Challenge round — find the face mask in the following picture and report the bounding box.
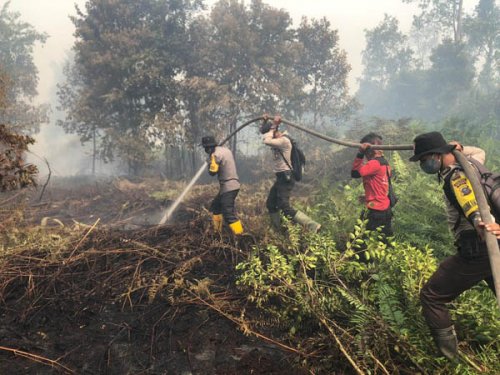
[420,156,441,174]
[204,146,214,155]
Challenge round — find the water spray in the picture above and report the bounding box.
[158,163,207,225]
[158,117,264,224]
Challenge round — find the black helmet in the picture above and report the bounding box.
[200,135,217,147]
[260,121,273,134]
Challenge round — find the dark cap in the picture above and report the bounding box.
[200,135,217,147]
[409,132,456,162]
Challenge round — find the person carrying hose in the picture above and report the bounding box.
[351,132,394,242]
[201,135,243,236]
[260,115,321,233]
[409,131,498,360]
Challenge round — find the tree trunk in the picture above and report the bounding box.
[230,120,237,160]
[454,0,464,43]
[191,145,196,176]
[313,75,318,128]
[164,144,169,177]
[232,130,238,160]
[480,43,494,93]
[164,143,173,178]
[92,125,96,175]
[180,147,186,179]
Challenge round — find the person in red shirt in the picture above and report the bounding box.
[351,133,393,238]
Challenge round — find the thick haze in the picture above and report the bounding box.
[7,0,476,175]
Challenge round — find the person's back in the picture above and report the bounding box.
[210,146,240,194]
[201,135,243,236]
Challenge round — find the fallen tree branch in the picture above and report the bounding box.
[0,345,75,374]
[38,157,52,202]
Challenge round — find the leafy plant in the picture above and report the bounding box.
[236,152,500,374]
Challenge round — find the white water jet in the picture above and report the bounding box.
[158,162,207,225]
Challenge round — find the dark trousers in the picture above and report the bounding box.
[266,172,297,219]
[210,189,239,224]
[420,231,496,329]
[357,208,393,262]
[364,208,394,237]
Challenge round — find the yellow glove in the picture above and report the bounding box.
[209,154,219,174]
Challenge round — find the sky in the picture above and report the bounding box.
[5,0,476,174]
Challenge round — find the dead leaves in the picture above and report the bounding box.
[0,124,38,191]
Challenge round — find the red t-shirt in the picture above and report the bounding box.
[351,157,391,211]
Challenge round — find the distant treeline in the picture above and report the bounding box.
[357,0,499,126]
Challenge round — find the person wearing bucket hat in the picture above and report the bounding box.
[409,132,457,162]
[410,131,497,360]
[201,135,243,236]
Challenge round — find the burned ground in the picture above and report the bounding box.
[0,177,312,375]
[0,146,357,375]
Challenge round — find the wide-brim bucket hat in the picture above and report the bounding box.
[409,131,456,162]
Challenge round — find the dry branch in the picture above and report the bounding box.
[0,345,75,374]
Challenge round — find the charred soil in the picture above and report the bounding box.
[0,177,309,374]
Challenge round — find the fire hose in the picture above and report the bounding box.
[162,116,500,308]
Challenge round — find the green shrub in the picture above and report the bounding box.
[236,151,500,373]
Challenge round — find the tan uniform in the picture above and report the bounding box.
[208,146,240,194]
[263,130,292,173]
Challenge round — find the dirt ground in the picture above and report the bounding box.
[0,177,309,374]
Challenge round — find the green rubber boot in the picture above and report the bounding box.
[293,211,321,233]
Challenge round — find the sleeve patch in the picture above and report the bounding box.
[450,170,478,218]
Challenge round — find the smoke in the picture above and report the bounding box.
[25,59,117,177]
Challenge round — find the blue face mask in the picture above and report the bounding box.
[420,156,441,174]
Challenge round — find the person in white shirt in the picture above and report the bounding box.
[260,115,321,233]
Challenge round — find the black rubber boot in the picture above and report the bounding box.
[432,326,458,360]
[269,212,282,231]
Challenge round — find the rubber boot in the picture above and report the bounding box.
[229,220,244,235]
[432,326,458,360]
[293,211,321,233]
[269,212,282,231]
[212,214,223,233]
